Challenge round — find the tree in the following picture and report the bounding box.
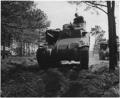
[107,1,117,70]
[90,25,105,55]
[1,1,50,58]
[93,35,106,54]
[68,1,117,70]
[1,1,34,58]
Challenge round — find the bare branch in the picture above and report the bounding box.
[85,2,108,14]
[85,1,107,7]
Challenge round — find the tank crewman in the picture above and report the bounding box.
[63,13,86,30]
[73,13,86,31]
[73,13,84,24]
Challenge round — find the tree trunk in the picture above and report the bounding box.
[34,44,35,53]
[24,43,26,56]
[93,34,97,56]
[2,31,6,59]
[27,43,29,56]
[112,1,117,65]
[31,43,33,54]
[26,43,27,56]
[28,43,30,56]
[19,41,22,56]
[22,41,24,56]
[23,42,25,56]
[7,33,11,47]
[107,1,116,70]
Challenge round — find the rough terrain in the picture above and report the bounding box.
[1,53,119,97]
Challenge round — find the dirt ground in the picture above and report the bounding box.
[1,53,119,97]
[89,52,101,65]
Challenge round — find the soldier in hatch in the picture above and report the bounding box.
[73,13,86,31]
[63,13,86,32]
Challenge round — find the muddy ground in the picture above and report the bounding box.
[1,53,120,97]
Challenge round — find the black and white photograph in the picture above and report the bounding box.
[1,0,120,97]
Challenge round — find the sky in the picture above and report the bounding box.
[35,1,119,51]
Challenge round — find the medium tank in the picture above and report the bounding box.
[99,36,119,60]
[36,16,90,70]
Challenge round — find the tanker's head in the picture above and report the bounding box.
[73,16,84,24]
[73,16,86,30]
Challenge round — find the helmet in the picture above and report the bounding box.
[75,13,79,18]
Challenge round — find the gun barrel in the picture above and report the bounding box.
[47,33,53,37]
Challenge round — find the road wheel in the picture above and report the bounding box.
[36,48,47,70]
[50,49,60,68]
[50,55,60,68]
[79,47,89,70]
[54,59,61,68]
